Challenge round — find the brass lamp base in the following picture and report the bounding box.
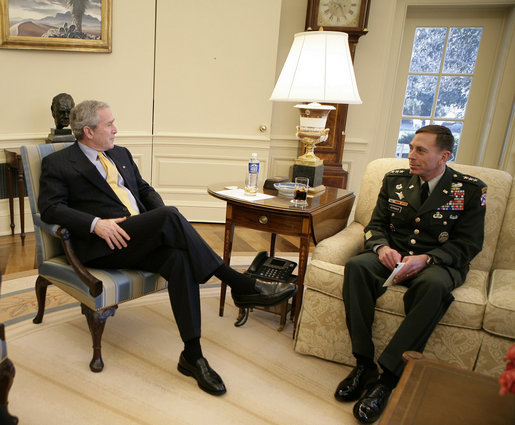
[295,127,328,166]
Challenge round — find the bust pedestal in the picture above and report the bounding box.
[46,128,76,144]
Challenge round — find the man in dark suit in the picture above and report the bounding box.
[38,100,296,396]
[334,125,487,423]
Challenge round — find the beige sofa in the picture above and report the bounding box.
[294,158,514,378]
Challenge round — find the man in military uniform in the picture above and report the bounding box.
[334,125,487,424]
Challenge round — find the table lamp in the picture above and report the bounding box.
[270,30,362,189]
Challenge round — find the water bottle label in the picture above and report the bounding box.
[248,163,259,173]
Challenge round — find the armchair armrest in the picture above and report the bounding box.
[311,221,365,266]
[55,227,103,298]
[33,214,60,236]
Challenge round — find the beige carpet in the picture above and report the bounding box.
[2,260,359,425]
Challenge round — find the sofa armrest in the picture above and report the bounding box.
[304,259,346,297]
[312,221,365,266]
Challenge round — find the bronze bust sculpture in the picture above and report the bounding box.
[51,93,75,129]
[46,93,76,143]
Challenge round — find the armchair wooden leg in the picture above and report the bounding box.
[0,358,17,423]
[81,304,118,373]
[33,276,51,324]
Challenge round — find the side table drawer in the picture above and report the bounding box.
[229,204,306,236]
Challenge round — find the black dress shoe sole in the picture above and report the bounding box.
[177,358,227,396]
[232,287,297,309]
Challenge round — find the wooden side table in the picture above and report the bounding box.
[379,351,515,425]
[208,184,355,334]
[4,148,25,245]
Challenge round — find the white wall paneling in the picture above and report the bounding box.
[152,135,270,222]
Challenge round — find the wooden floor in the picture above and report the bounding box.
[0,222,314,276]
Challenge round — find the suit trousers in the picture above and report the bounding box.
[343,251,455,377]
[85,206,224,342]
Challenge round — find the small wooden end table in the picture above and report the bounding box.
[4,148,25,245]
[208,184,355,334]
[379,351,515,425]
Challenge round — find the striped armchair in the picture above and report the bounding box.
[21,143,167,372]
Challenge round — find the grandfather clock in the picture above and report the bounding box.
[305,0,371,189]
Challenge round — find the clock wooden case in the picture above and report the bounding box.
[305,0,371,189]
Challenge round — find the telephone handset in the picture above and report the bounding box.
[245,251,297,282]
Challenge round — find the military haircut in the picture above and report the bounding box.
[415,125,454,153]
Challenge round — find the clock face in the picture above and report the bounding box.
[317,0,362,28]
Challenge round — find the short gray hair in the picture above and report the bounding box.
[70,100,110,140]
[415,125,454,153]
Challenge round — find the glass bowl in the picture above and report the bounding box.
[274,182,295,198]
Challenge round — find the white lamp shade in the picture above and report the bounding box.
[270,31,362,104]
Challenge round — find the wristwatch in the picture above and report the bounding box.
[426,255,434,265]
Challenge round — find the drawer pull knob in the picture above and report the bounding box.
[259,216,268,225]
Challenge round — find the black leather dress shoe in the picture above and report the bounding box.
[231,280,297,308]
[335,364,379,402]
[353,382,392,424]
[177,353,226,396]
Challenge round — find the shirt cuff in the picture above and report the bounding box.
[90,217,100,233]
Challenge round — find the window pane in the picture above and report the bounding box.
[443,28,482,74]
[434,120,462,161]
[403,75,438,116]
[396,118,431,158]
[435,76,472,119]
[409,27,447,73]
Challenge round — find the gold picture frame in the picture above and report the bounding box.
[0,0,112,52]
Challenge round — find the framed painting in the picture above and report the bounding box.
[0,0,112,52]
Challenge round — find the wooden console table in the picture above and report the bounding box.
[208,184,355,334]
[379,351,515,425]
[4,148,25,245]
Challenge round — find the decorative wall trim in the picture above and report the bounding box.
[154,131,271,142]
[343,138,369,153]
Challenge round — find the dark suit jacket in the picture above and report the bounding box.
[38,142,165,262]
[363,165,487,285]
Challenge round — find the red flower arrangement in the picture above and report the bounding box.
[499,344,515,395]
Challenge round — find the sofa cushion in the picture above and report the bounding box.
[483,269,515,338]
[305,259,488,330]
[376,269,488,329]
[493,178,515,269]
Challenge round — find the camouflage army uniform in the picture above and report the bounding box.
[343,165,487,377]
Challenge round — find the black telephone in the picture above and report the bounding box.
[245,251,297,283]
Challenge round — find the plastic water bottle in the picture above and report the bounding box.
[244,153,259,196]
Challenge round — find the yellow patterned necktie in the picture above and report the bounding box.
[97,152,138,216]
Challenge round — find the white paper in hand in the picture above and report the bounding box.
[383,262,405,287]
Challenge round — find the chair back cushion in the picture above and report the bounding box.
[354,158,512,272]
[21,143,73,265]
